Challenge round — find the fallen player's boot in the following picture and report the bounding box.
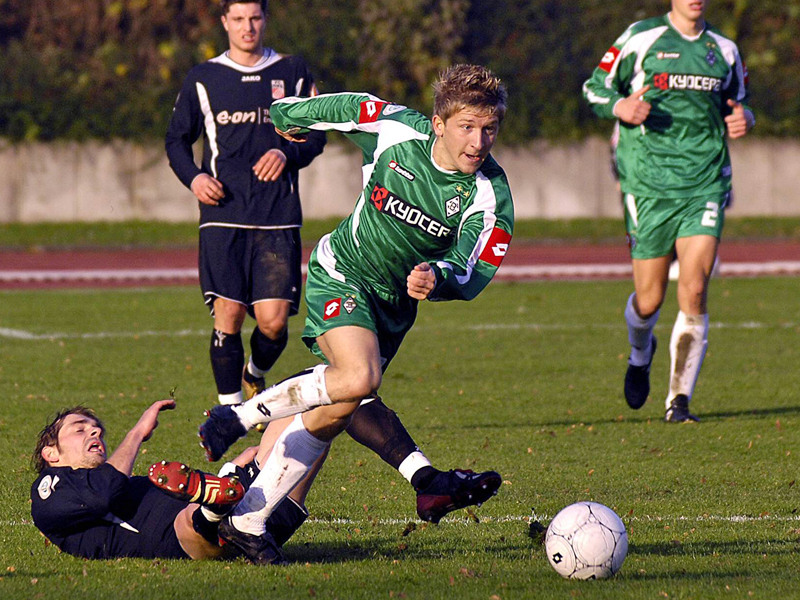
[218,517,286,565]
[416,469,502,524]
[199,404,248,462]
[148,461,244,507]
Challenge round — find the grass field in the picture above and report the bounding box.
[1,276,800,599]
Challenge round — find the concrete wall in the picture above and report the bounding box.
[1,136,798,223]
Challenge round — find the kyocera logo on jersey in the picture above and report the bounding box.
[369,182,452,239]
[388,160,415,181]
[653,73,722,92]
[216,108,270,125]
[598,46,620,73]
[323,298,341,320]
[478,227,512,267]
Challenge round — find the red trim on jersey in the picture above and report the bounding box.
[323,298,341,320]
[598,46,620,73]
[479,228,512,267]
[359,101,387,123]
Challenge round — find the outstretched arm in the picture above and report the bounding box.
[107,399,176,476]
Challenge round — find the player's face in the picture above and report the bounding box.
[222,2,266,57]
[49,414,107,469]
[431,109,500,175]
[671,0,706,23]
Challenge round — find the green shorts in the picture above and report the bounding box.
[623,192,729,259]
[302,245,417,369]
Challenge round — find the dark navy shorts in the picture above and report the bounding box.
[199,227,302,316]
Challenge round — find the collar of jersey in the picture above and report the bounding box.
[211,47,283,72]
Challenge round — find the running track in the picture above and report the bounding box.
[2,240,800,289]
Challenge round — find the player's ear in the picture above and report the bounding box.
[432,114,445,137]
[41,445,59,466]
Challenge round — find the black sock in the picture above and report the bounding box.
[249,327,288,375]
[191,508,220,545]
[209,329,244,394]
[345,397,418,469]
[411,466,441,492]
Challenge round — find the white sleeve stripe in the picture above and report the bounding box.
[196,82,219,178]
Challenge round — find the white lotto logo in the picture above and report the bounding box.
[601,51,616,64]
[325,300,340,316]
[365,102,379,118]
[492,242,509,257]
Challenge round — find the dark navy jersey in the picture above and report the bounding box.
[31,464,188,559]
[165,48,326,228]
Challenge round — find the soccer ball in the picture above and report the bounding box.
[544,501,628,580]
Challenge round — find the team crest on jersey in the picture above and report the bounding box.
[38,475,57,500]
[271,80,285,99]
[705,49,716,66]
[478,227,512,267]
[323,298,341,320]
[445,196,461,218]
[388,160,415,181]
[343,295,357,314]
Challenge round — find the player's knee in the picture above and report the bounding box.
[256,318,287,340]
[343,365,382,400]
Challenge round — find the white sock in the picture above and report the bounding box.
[247,357,266,379]
[219,391,244,405]
[230,414,328,535]
[232,364,332,430]
[666,311,708,408]
[398,451,433,484]
[625,293,660,366]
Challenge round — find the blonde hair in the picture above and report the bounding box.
[433,64,507,123]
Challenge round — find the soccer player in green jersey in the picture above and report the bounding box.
[198,64,514,562]
[583,0,754,422]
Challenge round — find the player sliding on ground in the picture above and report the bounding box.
[199,64,514,564]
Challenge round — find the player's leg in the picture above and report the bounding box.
[244,300,291,399]
[623,194,674,409]
[211,298,248,405]
[664,234,717,423]
[345,398,501,523]
[200,227,250,405]
[244,229,302,399]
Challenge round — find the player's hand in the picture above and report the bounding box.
[190,173,225,206]
[275,127,308,143]
[725,99,751,139]
[407,263,436,300]
[613,86,651,126]
[135,399,176,443]
[253,149,287,182]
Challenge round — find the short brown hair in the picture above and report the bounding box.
[220,0,267,15]
[32,407,104,473]
[433,64,507,123]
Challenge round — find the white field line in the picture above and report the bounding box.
[3,513,800,529]
[4,260,800,284]
[0,319,793,341]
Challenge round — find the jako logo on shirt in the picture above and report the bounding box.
[653,73,722,92]
[369,182,452,239]
[323,298,341,320]
[478,227,512,267]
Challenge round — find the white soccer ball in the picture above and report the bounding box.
[544,501,628,580]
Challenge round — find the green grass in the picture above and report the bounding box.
[2,216,800,250]
[2,277,800,598]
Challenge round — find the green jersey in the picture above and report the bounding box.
[270,93,514,302]
[583,15,751,198]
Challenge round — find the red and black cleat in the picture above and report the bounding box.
[148,461,244,507]
[416,469,502,524]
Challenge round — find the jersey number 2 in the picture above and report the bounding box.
[701,202,720,228]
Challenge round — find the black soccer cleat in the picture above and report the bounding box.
[416,469,502,524]
[218,517,286,565]
[624,336,657,409]
[664,394,700,423]
[199,404,248,462]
